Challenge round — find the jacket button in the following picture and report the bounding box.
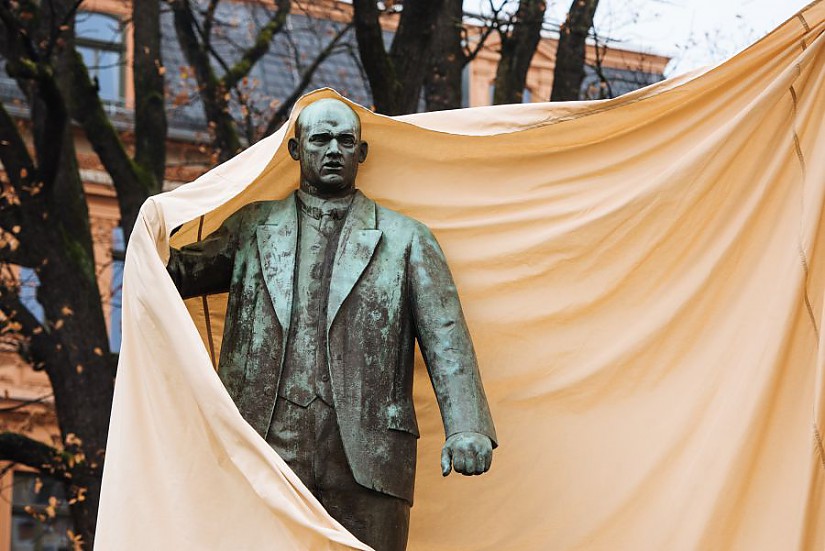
[321,374,330,382]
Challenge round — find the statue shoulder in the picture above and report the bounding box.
[222,197,287,229]
[373,202,434,240]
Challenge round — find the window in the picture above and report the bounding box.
[9,472,71,551]
[76,11,124,103]
[522,87,532,103]
[461,65,470,108]
[18,267,43,322]
[109,227,124,352]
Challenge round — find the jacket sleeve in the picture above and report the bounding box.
[166,208,246,299]
[408,223,498,446]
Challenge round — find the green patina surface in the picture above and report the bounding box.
[167,99,497,549]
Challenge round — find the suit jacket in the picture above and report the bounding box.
[167,190,497,503]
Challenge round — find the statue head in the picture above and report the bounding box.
[288,98,369,198]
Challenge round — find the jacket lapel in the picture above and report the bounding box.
[327,191,382,332]
[256,193,298,337]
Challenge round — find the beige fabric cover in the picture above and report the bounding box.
[96,2,825,549]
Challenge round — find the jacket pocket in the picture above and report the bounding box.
[386,402,420,438]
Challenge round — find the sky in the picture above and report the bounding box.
[543,0,813,76]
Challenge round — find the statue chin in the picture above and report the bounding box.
[311,179,355,197]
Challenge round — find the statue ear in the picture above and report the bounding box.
[288,138,300,160]
[358,141,368,163]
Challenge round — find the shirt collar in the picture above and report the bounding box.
[295,188,355,221]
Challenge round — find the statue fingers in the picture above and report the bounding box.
[441,445,453,477]
[463,454,477,476]
[473,451,487,475]
[476,449,492,474]
[452,452,467,475]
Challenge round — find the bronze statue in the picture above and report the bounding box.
[167,98,497,551]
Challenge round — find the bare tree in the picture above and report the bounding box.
[170,0,290,162]
[551,0,599,101]
[170,0,358,153]
[260,6,355,137]
[0,0,354,546]
[0,0,166,545]
[352,0,444,115]
[492,0,547,105]
[424,0,496,111]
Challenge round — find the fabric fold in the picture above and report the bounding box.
[97,2,825,549]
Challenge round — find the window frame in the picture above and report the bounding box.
[75,10,126,105]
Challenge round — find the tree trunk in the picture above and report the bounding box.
[170,0,241,163]
[0,1,148,547]
[353,0,444,115]
[43,9,115,544]
[171,0,289,162]
[492,0,547,105]
[133,0,167,196]
[424,0,465,111]
[550,0,599,101]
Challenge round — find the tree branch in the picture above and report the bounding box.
[43,0,83,59]
[171,0,241,161]
[187,0,233,77]
[0,224,36,267]
[492,0,547,105]
[0,103,52,268]
[0,56,69,196]
[0,393,53,413]
[261,22,354,137]
[0,101,37,192]
[0,432,66,478]
[171,0,220,95]
[0,392,54,413]
[586,25,613,99]
[201,0,221,50]
[219,0,290,91]
[354,0,444,115]
[65,48,153,239]
[463,9,499,63]
[0,275,66,372]
[352,0,396,112]
[0,2,42,64]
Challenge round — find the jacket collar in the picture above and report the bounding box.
[327,190,382,331]
[255,190,383,335]
[255,193,297,338]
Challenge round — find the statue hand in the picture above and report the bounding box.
[441,432,493,477]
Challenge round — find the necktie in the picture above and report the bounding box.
[320,211,337,236]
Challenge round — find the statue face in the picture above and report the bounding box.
[288,99,368,197]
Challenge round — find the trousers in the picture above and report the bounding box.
[266,397,411,551]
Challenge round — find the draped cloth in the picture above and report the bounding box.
[96,3,825,549]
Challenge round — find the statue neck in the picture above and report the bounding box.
[299,181,356,200]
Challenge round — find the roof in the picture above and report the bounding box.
[0,4,668,140]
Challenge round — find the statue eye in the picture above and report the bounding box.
[310,134,331,144]
[339,136,356,146]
